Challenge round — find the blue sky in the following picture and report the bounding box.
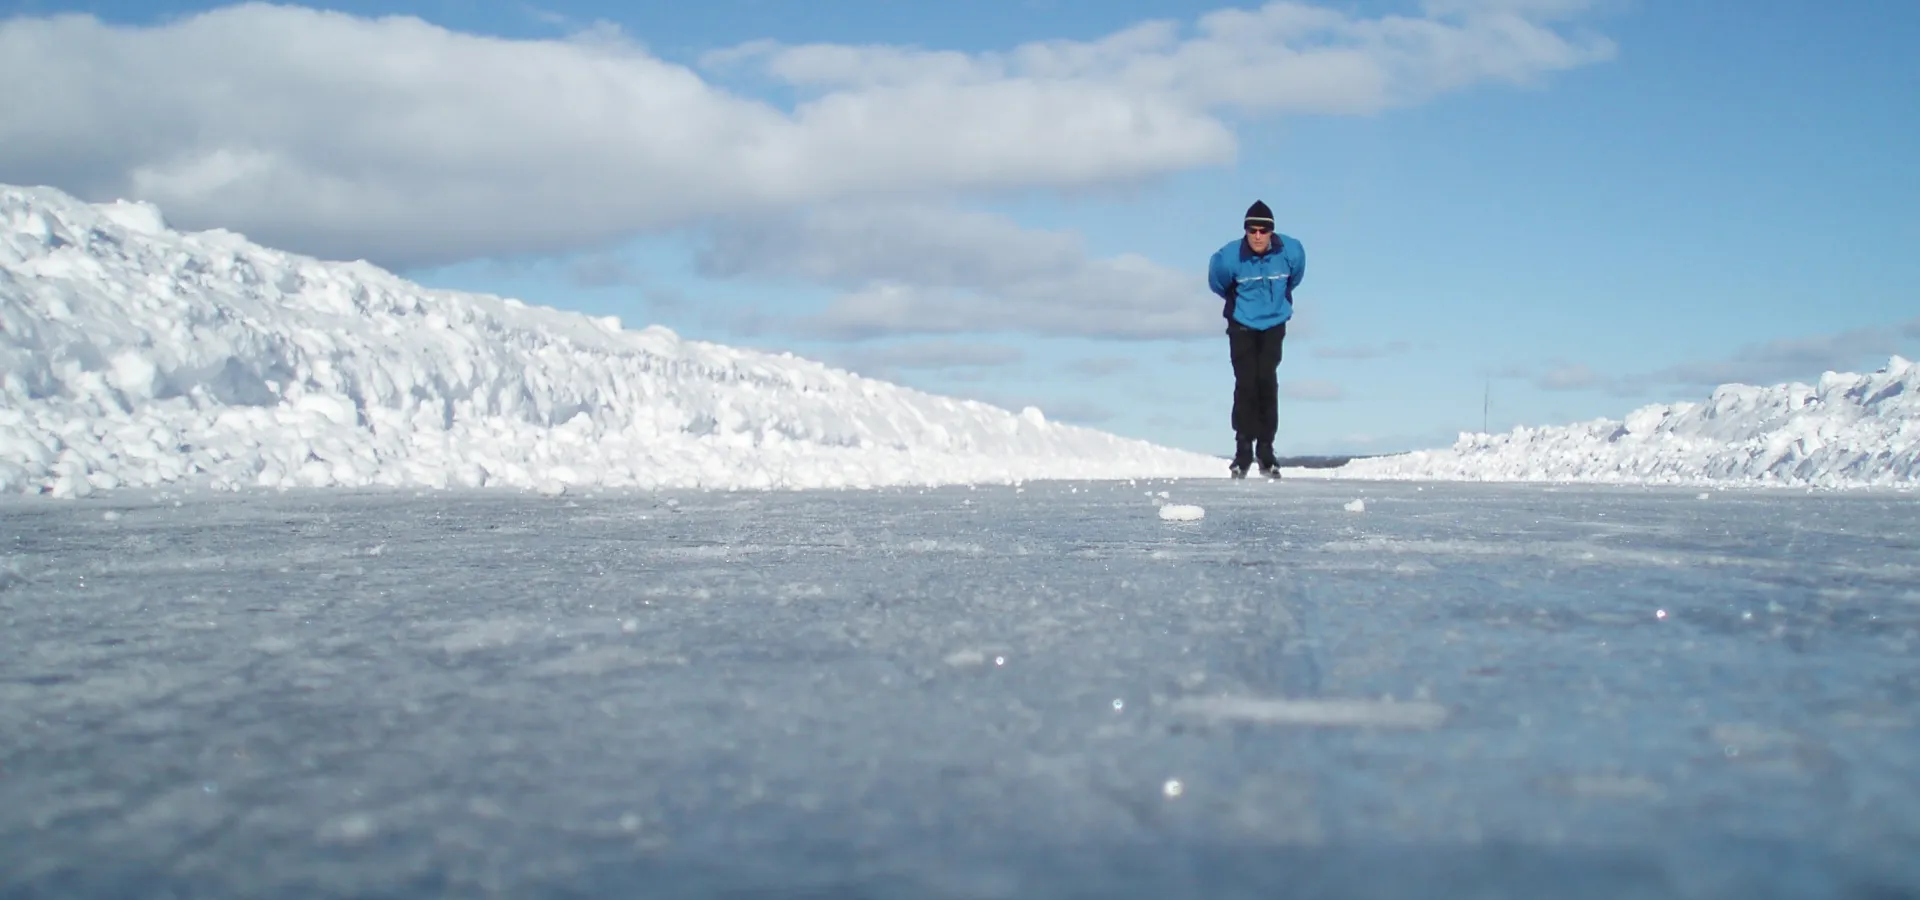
[4,0,1916,457]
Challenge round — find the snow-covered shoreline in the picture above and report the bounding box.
[1338,356,1919,490]
[4,183,1915,498]
[1,185,1221,498]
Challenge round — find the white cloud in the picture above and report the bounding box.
[701,205,1218,340]
[1422,0,1604,21]
[700,205,1077,288]
[1,2,1613,267]
[728,2,1611,115]
[517,4,586,32]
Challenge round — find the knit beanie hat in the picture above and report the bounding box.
[1244,200,1274,229]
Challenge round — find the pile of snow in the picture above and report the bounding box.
[1344,358,1920,489]
[0,185,1220,498]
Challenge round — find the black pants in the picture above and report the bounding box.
[1228,321,1285,461]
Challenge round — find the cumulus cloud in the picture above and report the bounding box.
[1,2,1613,267]
[700,205,1217,340]
[723,1,1611,115]
[0,6,1224,267]
[1422,0,1603,19]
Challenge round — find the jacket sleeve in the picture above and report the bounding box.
[1287,240,1305,293]
[1208,248,1235,299]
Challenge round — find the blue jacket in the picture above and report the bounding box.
[1209,234,1303,331]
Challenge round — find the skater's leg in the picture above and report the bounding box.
[1253,324,1285,470]
[1228,326,1259,470]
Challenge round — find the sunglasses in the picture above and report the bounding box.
[1245,225,1272,235]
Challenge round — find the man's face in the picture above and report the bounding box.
[1245,224,1272,252]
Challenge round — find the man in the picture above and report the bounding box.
[1207,200,1304,479]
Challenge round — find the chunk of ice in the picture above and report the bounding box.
[1159,504,1204,522]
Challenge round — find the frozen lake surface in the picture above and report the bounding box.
[2,479,1917,898]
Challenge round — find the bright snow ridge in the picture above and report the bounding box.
[0,184,1221,498]
[1342,357,1919,489]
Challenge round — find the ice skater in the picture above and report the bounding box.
[1207,200,1304,479]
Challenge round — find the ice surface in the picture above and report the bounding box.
[3,480,1917,897]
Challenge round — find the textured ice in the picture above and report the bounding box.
[3,479,1917,897]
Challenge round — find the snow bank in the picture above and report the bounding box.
[1343,357,1920,489]
[0,184,1220,497]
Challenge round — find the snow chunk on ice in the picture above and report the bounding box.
[943,649,989,668]
[317,813,377,845]
[1159,504,1204,522]
[1345,499,1366,513]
